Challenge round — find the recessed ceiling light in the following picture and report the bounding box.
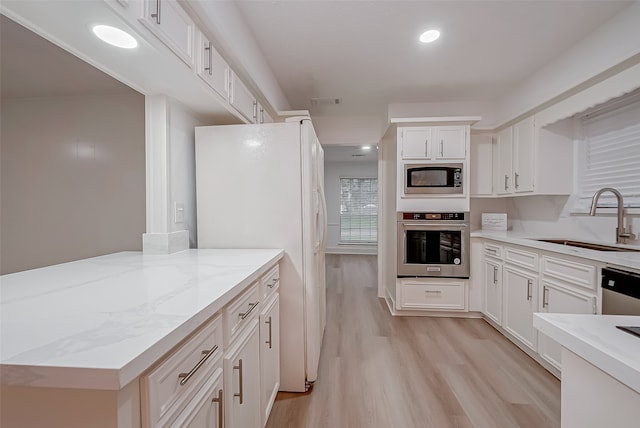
[92,25,138,49]
[362,145,371,151]
[419,29,440,44]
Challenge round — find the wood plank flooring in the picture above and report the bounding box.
[266,254,560,428]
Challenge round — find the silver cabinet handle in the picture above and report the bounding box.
[424,290,442,294]
[233,358,244,404]
[252,100,258,123]
[267,278,279,289]
[178,344,218,386]
[265,316,272,349]
[504,174,509,191]
[440,139,444,157]
[424,139,429,157]
[526,279,533,301]
[204,42,213,75]
[239,302,258,320]
[493,266,498,284]
[542,286,549,308]
[211,388,223,427]
[150,0,161,24]
[515,172,520,189]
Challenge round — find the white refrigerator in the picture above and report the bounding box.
[195,117,327,392]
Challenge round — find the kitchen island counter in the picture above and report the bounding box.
[0,249,284,391]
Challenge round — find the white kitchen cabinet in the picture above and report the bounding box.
[399,126,466,160]
[224,319,261,428]
[512,116,535,193]
[484,258,503,325]
[503,265,538,352]
[229,71,257,123]
[397,278,466,311]
[538,279,596,371]
[196,31,229,100]
[259,295,280,427]
[170,366,224,428]
[495,127,513,195]
[470,134,494,196]
[140,0,195,68]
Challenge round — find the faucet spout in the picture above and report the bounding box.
[589,187,634,244]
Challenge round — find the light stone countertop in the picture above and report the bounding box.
[0,249,284,390]
[534,313,640,393]
[471,230,640,271]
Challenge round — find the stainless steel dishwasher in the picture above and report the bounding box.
[601,267,640,315]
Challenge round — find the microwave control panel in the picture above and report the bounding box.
[401,212,466,221]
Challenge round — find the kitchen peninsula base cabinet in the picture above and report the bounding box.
[0,250,283,428]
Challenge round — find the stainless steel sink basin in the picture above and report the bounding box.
[536,239,640,252]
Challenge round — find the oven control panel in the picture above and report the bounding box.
[401,212,466,221]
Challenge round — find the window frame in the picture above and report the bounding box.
[338,176,378,244]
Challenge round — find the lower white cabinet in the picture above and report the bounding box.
[259,295,280,427]
[483,258,502,325]
[538,279,596,370]
[398,278,466,311]
[224,319,262,428]
[171,366,224,427]
[503,265,538,352]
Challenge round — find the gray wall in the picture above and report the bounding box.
[1,94,146,274]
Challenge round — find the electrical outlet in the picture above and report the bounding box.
[174,202,185,224]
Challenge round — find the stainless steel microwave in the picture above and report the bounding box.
[404,163,463,194]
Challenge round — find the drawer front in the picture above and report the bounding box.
[541,256,597,291]
[399,281,465,310]
[225,282,260,342]
[484,242,502,259]
[261,264,280,301]
[143,315,223,427]
[504,247,538,271]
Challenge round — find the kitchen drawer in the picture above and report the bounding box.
[504,247,538,271]
[261,264,280,301]
[399,280,465,311]
[142,314,223,427]
[484,242,503,259]
[225,281,260,343]
[541,255,597,291]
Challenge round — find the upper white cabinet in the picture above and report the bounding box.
[470,134,494,196]
[474,115,573,197]
[230,71,258,123]
[256,102,274,124]
[140,0,195,68]
[196,31,229,100]
[399,126,467,160]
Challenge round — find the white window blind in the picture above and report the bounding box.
[577,88,640,209]
[340,178,377,243]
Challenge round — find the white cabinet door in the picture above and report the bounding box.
[400,127,432,159]
[495,127,513,195]
[229,71,257,123]
[170,367,224,428]
[513,116,535,193]
[140,0,195,67]
[484,259,502,325]
[470,134,494,196]
[196,32,229,100]
[224,320,261,428]
[259,296,280,427]
[503,266,537,351]
[434,126,466,159]
[538,280,596,370]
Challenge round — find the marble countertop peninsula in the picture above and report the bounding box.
[0,249,284,390]
[534,314,640,393]
[472,230,640,271]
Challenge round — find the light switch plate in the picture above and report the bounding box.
[174,202,185,224]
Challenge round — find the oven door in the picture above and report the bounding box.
[397,222,470,278]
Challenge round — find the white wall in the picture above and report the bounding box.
[313,114,387,146]
[324,159,378,254]
[0,94,146,274]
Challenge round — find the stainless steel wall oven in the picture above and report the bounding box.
[397,212,470,278]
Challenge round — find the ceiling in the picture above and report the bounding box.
[235,0,633,116]
[324,144,379,163]
[0,14,137,98]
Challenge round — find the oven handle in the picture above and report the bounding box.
[401,223,468,229]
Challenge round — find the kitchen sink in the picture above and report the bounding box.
[536,239,640,252]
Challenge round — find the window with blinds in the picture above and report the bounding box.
[340,177,377,243]
[576,88,640,209]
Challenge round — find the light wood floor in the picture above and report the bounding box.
[266,254,560,428]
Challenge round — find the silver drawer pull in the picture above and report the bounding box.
[234,358,244,404]
[424,290,442,294]
[239,302,258,320]
[212,388,223,427]
[268,278,279,289]
[178,344,218,386]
